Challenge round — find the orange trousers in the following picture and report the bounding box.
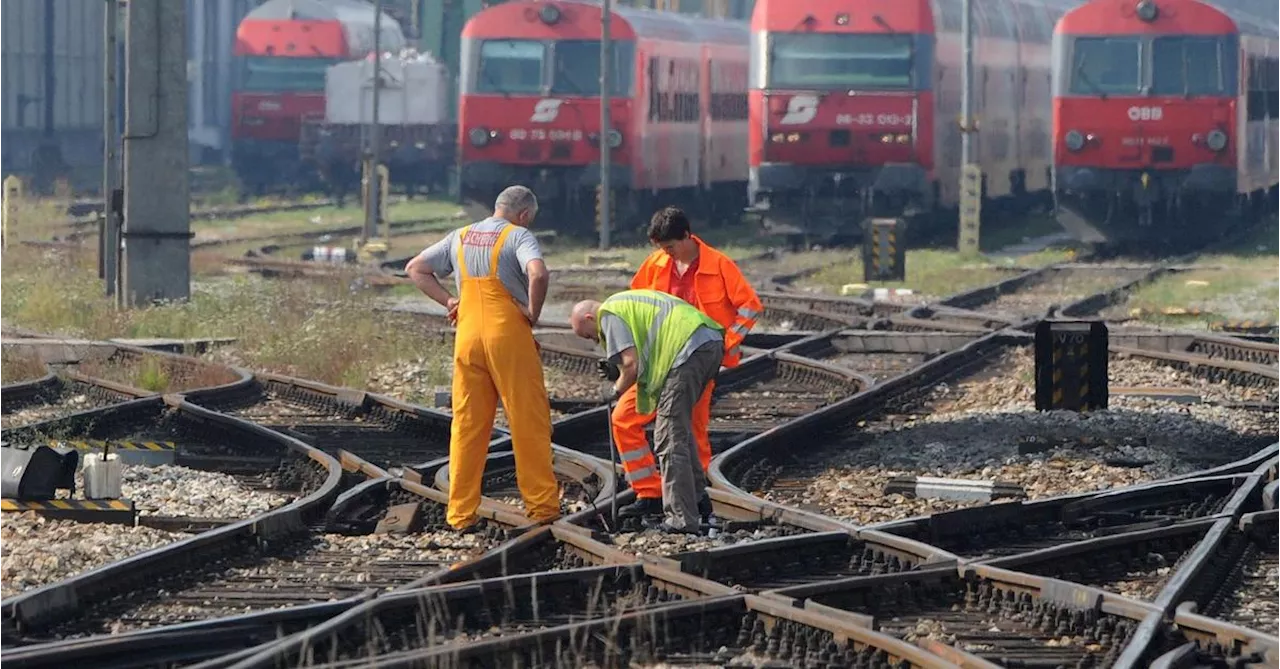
[612,380,714,499]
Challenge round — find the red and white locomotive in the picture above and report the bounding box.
[457,0,750,234]
[747,0,1077,242]
[1052,0,1279,244]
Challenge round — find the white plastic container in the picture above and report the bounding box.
[324,50,449,126]
[82,452,124,499]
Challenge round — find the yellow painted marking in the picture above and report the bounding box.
[49,500,73,509]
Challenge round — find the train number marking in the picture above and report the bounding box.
[835,113,914,126]
[1127,106,1163,122]
[531,99,564,123]
[779,95,819,125]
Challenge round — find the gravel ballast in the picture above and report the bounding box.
[757,347,1277,525]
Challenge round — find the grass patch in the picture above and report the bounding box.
[76,353,241,393]
[1,349,49,384]
[1116,217,1278,325]
[801,246,1081,298]
[1,246,453,389]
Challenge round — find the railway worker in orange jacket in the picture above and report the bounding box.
[604,206,764,521]
[405,185,559,531]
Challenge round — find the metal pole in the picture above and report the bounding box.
[960,0,974,167]
[103,0,119,296]
[364,0,384,245]
[598,0,612,250]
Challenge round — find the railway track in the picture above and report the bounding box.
[771,564,1163,667]
[714,334,1278,528]
[870,470,1266,561]
[777,331,980,382]
[230,582,970,669]
[0,397,342,641]
[187,373,477,474]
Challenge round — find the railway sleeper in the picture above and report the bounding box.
[874,474,1244,561]
[770,564,1163,667]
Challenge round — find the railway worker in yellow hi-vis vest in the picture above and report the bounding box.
[405,185,559,531]
[569,290,725,534]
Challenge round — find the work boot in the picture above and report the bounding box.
[618,497,663,519]
[653,520,701,535]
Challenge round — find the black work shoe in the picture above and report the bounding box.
[697,495,713,522]
[653,520,701,535]
[618,497,663,519]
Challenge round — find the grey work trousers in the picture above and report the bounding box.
[654,341,722,531]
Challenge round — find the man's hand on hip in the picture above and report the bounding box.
[446,298,460,325]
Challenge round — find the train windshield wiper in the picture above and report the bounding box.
[1074,57,1108,100]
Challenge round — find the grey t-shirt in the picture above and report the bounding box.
[413,217,542,306]
[600,314,722,378]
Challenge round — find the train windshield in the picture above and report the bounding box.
[550,41,634,96]
[476,40,547,94]
[1152,37,1232,95]
[239,56,342,92]
[769,34,920,89]
[1069,38,1141,95]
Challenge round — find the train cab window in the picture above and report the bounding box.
[550,40,635,96]
[1151,37,1234,96]
[1069,37,1141,95]
[769,33,921,89]
[476,40,546,94]
[240,57,343,92]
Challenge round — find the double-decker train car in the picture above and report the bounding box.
[457,0,751,234]
[746,0,1078,243]
[231,0,405,195]
[1052,0,1279,244]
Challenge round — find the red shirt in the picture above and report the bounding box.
[669,257,700,306]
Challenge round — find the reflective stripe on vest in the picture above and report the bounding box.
[598,289,724,415]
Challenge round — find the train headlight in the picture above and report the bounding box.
[1064,130,1086,152]
[539,4,561,24]
[468,127,491,147]
[605,129,623,149]
[1135,0,1159,21]
[895,134,910,144]
[1206,129,1227,152]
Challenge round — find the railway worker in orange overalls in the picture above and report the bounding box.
[601,206,764,522]
[404,185,559,531]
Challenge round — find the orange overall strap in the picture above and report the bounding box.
[455,225,473,281]
[488,224,516,276]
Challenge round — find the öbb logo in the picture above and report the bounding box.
[779,95,819,125]
[1127,106,1163,122]
[531,99,564,123]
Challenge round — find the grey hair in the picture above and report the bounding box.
[494,185,538,216]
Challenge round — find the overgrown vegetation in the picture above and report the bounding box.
[0,349,49,385]
[2,246,452,388]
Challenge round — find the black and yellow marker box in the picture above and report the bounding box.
[1,498,136,525]
[1034,320,1109,412]
[862,217,907,282]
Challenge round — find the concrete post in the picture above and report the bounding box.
[121,0,191,305]
[598,0,613,250]
[103,0,120,297]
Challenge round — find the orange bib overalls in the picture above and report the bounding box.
[447,223,559,529]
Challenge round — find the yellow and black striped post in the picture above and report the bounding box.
[862,217,907,282]
[1035,320,1109,412]
[0,498,136,525]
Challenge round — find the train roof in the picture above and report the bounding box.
[245,0,399,28]
[463,0,749,44]
[1057,0,1279,37]
[751,0,1082,34]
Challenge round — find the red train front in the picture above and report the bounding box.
[458,0,750,233]
[231,0,404,196]
[1052,0,1279,244]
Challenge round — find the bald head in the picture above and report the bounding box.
[570,300,601,340]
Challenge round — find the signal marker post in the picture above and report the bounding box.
[598,0,613,250]
[2,176,22,250]
[1034,320,1109,412]
[862,218,906,282]
[958,0,980,254]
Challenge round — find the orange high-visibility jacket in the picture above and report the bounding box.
[630,235,763,368]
